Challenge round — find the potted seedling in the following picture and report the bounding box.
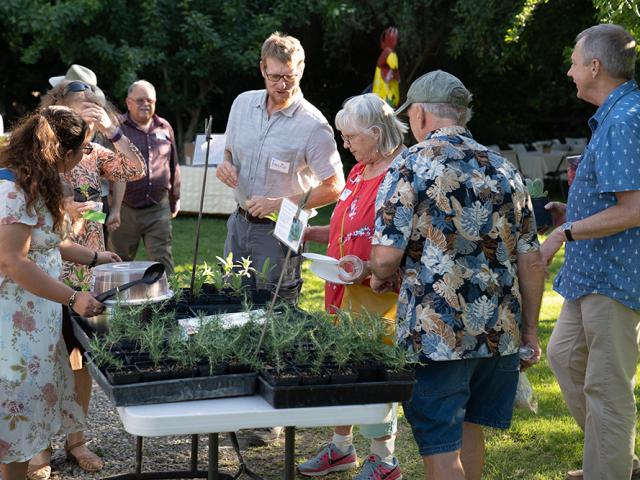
[328,321,358,384]
[75,182,107,224]
[525,178,552,232]
[88,334,140,385]
[194,315,231,376]
[167,329,200,378]
[260,313,300,386]
[137,318,169,381]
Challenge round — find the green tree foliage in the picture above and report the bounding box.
[0,1,636,148]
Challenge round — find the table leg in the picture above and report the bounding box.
[191,434,199,472]
[135,436,143,474]
[208,433,219,480]
[284,427,295,480]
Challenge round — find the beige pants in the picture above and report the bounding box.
[547,294,640,480]
[108,197,175,275]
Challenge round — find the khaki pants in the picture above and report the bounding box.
[547,294,640,480]
[108,197,175,275]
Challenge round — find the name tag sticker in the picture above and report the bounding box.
[155,131,169,141]
[339,188,352,202]
[269,157,291,174]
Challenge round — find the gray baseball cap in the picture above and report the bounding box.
[396,70,471,115]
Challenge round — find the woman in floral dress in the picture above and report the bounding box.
[26,81,146,477]
[0,106,119,480]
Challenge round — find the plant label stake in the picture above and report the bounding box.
[254,189,311,357]
[190,116,213,303]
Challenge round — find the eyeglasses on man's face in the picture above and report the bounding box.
[63,81,93,96]
[130,97,156,106]
[263,71,300,83]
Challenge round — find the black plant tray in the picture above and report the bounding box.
[257,375,415,409]
[70,312,97,352]
[85,355,257,407]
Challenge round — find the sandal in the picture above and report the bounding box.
[27,445,52,480]
[64,439,104,473]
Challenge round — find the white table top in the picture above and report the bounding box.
[117,395,393,437]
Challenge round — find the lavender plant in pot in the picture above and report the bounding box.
[136,318,169,381]
[525,178,552,232]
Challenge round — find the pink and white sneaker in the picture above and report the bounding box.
[354,454,402,480]
[298,442,358,477]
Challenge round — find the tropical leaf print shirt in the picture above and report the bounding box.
[373,126,539,362]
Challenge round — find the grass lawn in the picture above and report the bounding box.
[135,209,640,479]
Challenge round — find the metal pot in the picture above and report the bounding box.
[88,261,173,333]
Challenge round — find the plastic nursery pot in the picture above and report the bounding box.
[134,361,171,382]
[105,365,141,385]
[379,368,415,382]
[324,365,358,385]
[531,196,552,232]
[294,365,330,386]
[261,366,300,387]
[197,361,228,377]
[169,365,198,379]
[124,352,150,365]
[227,361,253,374]
[353,362,381,383]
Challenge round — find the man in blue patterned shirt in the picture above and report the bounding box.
[370,70,545,480]
[542,24,640,480]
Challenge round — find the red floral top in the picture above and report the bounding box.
[325,162,389,312]
[61,140,145,287]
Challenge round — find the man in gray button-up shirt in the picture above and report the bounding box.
[217,32,344,302]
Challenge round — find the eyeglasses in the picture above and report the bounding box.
[130,97,156,106]
[263,71,300,83]
[340,133,360,145]
[83,145,94,155]
[63,81,93,96]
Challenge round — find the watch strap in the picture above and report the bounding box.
[563,222,574,242]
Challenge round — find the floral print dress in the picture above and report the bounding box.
[61,141,145,288]
[0,180,85,463]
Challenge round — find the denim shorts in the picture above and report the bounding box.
[402,353,519,457]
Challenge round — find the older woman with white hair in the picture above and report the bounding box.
[300,93,406,480]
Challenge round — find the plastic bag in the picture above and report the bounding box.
[514,371,538,413]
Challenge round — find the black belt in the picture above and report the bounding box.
[237,207,273,224]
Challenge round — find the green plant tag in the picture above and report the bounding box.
[82,210,107,224]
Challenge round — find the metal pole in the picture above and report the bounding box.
[208,433,219,480]
[190,434,199,472]
[135,436,143,475]
[190,116,213,302]
[284,427,296,480]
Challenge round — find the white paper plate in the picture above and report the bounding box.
[309,261,352,285]
[302,252,339,265]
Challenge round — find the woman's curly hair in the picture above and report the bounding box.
[0,106,89,234]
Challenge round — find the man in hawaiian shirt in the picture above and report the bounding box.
[370,70,545,480]
[542,24,640,480]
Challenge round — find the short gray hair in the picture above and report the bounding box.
[335,94,407,155]
[127,80,157,97]
[415,102,472,127]
[576,24,636,80]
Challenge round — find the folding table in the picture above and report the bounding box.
[105,394,393,480]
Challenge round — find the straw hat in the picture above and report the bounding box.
[49,64,106,105]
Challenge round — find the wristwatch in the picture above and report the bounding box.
[562,222,574,242]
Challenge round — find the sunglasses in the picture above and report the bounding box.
[83,145,94,155]
[62,81,94,96]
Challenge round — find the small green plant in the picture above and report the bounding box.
[88,335,122,370]
[194,315,231,374]
[139,318,166,367]
[525,178,548,198]
[167,329,201,369]
[78,182,91,200]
